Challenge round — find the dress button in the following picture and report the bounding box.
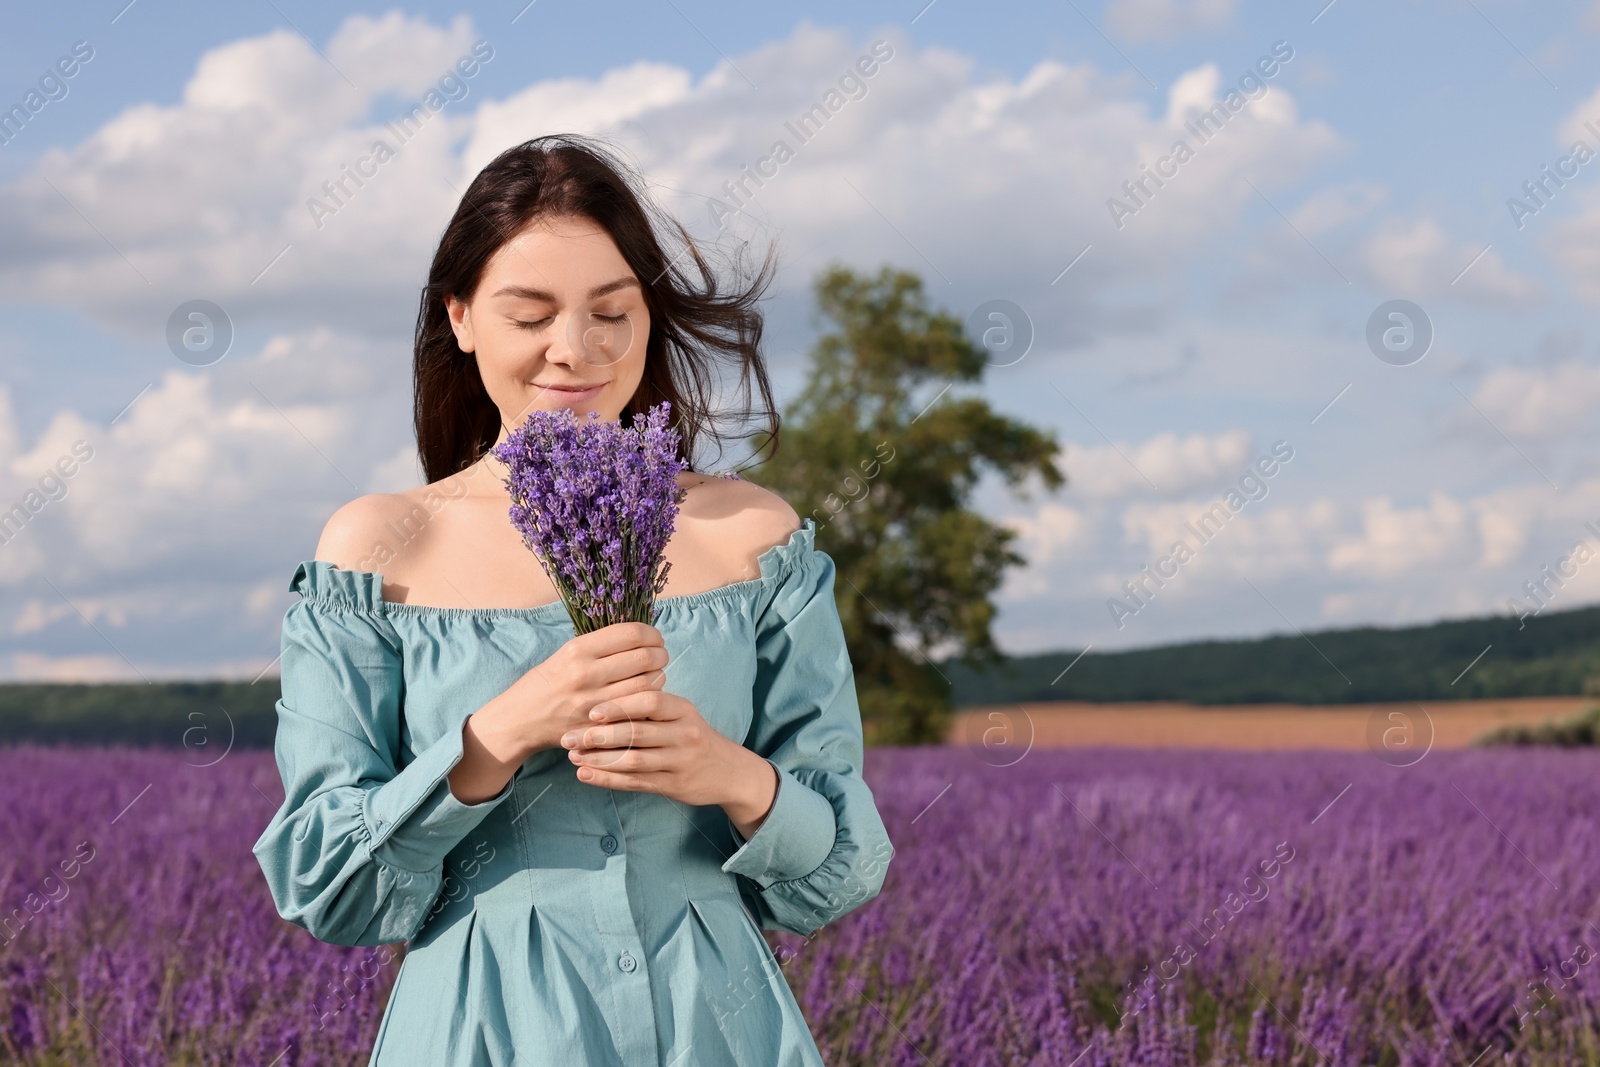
[600,834,618,855]
[618,952,637,973]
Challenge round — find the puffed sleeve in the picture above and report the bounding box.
[251,561,516,948]
[720,518,895,936]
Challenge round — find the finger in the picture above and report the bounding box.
[572,743,668,772]
[567,721,665,750]
[590,642,671,687]
[588,689,688,723]
[559,718,655,749]
[574,621,664,654]
[595,667,667,706]
[575,766,661,792]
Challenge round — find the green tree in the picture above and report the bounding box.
[745,265,1065,745]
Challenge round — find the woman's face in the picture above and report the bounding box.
[446,213,650,430]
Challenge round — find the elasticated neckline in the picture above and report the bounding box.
[285,517,817,620]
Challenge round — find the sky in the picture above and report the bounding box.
[3,0,1600,681]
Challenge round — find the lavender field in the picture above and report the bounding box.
[2,743,1598,1066]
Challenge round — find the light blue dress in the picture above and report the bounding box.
[251,517,893,1066]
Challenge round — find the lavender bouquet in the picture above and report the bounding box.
[490,400,687,634]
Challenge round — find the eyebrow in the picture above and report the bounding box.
[490,277,641,302]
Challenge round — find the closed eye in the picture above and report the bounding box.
[513,312,626,329]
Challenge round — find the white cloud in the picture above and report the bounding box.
[1357,217,1541,309]
[1556,83,1600,147]
[1113,481,1571,589]
[6,650,279,683]
[8,652,136,683]
[1535,91,1600,304]
[1321,480,1600,604]
[1326,493,1473,577]
[368,443,423,493]
[1005,502,1091,569]
[1470,359,1600,438]
[1545,189,1600,306]
[244,327,397,404]
[462,62,695,179]
[1288,181,1386,236]
[1476,505,1529,569]
[11,598,118,635]
[325,11,480,99]
[1105,0,1238,43]
[0,384,19,462]
[1114,491,1333,581]
[1064,429,1252,498]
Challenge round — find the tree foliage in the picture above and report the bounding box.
[745,265,1064,744]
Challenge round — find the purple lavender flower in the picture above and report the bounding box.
[490,401,687,634]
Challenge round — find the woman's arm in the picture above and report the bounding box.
[252,574,517,947]
[716,530,894,936]
[720,751,780,840]
[448,693,537,804]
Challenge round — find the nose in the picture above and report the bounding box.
[568,303,635,368]
[540,311,582,369]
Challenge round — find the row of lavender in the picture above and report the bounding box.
[1,744,1597,1064]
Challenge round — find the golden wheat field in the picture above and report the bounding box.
[946,696,1591,752]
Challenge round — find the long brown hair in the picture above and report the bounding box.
[413,133,780,483]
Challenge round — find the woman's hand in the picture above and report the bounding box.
[560,691,779,840]
[448,623,669,804]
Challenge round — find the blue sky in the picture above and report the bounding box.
[4,0,1600,680]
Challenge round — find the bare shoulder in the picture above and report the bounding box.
[680,473,801,565]
[724,476,802,553]
[313,492,423,572]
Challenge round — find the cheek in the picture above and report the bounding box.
[630,310,651,362]
[472,328,541,408]
[472,329,519,378]
[620,311,651,384]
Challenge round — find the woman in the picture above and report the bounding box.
[252,134,894,1066]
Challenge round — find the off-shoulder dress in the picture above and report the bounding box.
[251,516,893,1066]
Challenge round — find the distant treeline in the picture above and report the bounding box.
[0,681,280,749]
[942,604,1600,707]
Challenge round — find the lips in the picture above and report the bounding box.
[536,382,605,398]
